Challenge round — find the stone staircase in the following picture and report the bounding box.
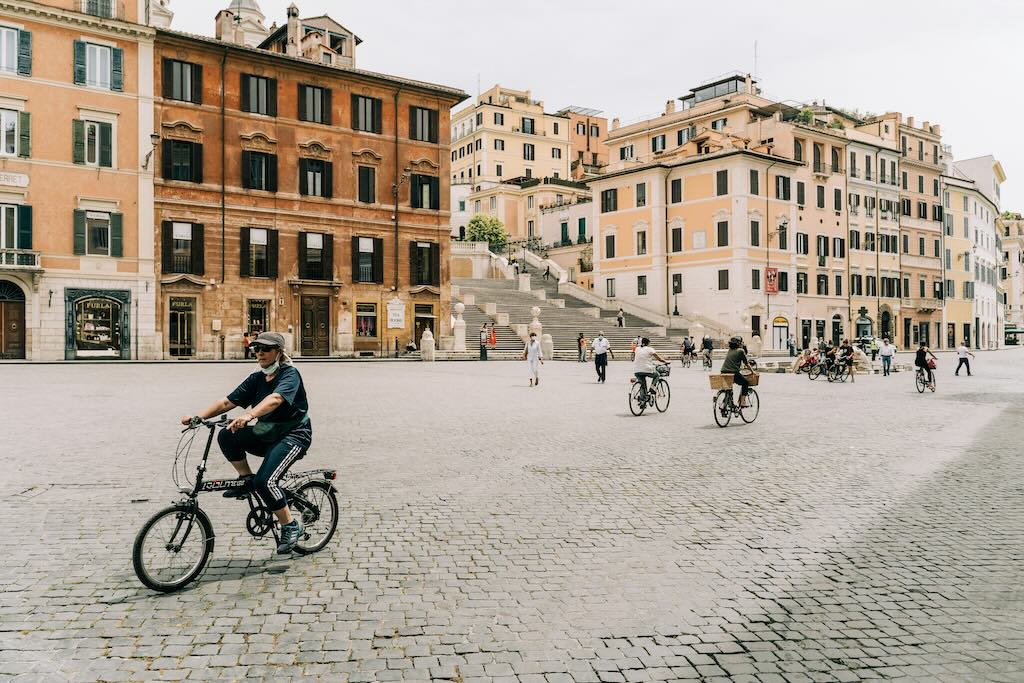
[452,275,683,359]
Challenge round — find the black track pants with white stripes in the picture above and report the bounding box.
[218,422,312,510]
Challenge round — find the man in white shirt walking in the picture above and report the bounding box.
[591,332,614,383]
[955,341,975,376]
[878,337,895,376]
[523,332,544,386]
[633,338,668,402]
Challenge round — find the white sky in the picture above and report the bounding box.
[171,0,1023,211]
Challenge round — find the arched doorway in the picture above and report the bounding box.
[831,314,843,346]
[0,280,26,359]
[880,310,892,341]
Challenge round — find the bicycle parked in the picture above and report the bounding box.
[132,417,339,593]
[628,364,671,415]
[710,370,760,427]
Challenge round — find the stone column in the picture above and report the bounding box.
[420,328,435,361]
[452,302,467,352]
[541,333,554,360]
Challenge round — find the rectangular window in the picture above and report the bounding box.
[835,274,842,296]
[606,278,616,298]
[636,231,647,255]
[242,74,275,116]
[521,117,535,134]
[778,225,787,250]
[302,232,325,280]
[651,134,666,153]
[796,181,805,206]
[711,117,726,131]
[834,188,841,211]
[619,144,634,160]
[635,183,646,208]
[749,169,759,196]
[917,175,924,193]
[637,275,647,295]
[816,274,828,295]
[355,236,379,282]
[410,174,439,210]
[919,236,925,255]
[670,178,682,203]
[750,220,760,247]
[751,268,760,290]
[409,106,438,143]
[352,94,382,133]
[411,241,438,286]
[299,84,329,124]
[494,112,504,125]
[718,269,729,290]
[164,59,201,104]
[671,227,682,252]
[672,273,682,294]
[170,222,193,273]
[933,178,939,197]
[716,170,728,196]
[934,239,940,257]
[775,175,791,200]
[817,234,829,258]
[717,221,729,247]
[167,139,201,182]
[600,189,618,213]
[677,126,693,146]
[357,166,375,203]
[778,271,789,292]
[816,185,825,209]
[248,227,268,277]
[242,151,276,191]
[355,303,377,338]
[299,158,329,197]
[902,171,908,190]
[86,43,111,89]
[577,217,586,242]
[0,27,19,74]
[605,234,616,258]
[494,139,505,151]
[495,163,502,177]
[833,237,845,258]
[797,272,807,294]
[796,232,808,255]
[523,143,535,160]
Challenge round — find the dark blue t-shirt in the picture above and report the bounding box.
[227,365,308,422]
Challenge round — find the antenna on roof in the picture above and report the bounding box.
[753,40,758,81]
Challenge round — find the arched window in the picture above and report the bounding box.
[793,139,803,162]
[831,147,840,173]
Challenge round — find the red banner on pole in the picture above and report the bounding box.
[765,267,779,294]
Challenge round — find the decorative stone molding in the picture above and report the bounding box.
[240,131,278,152]
[409,157,439,173]
[161,120,203,142]
[408,285,440,295]
[160,274,209,288]
[299,140,333,159]
[352,148,383,164]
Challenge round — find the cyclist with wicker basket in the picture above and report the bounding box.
[720,336,756,407]
[633,337,669,402]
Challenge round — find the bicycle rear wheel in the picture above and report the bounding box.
[808,365,821,381]
[628,382,646,416]
[739,389,760,423]
[290,480,338,555]
[654,380,671,412]
[915,371,926,393]
[713,390,732,427]
[133,504,214,593]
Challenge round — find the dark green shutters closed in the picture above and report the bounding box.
[190,143,203,183]
[240,150,251,189]
[72,120,86,164]
[73,210,86,254]
[239,228,250,277]
[298,158,308,195]
[111,47,123,92]
[110,213,123,257]
[191,224,204,276]
[266,229,278,278]
[16,205,31,249]
[160,221,173,272]
[17,112,29,158]
[73,41,86,85]
[99,122,112,167]
[16,30,31,76]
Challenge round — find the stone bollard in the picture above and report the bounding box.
[420,328,435,361]
[518,273,531,292]
[749,334,763,357]
[541,333,554,360]
[452,302,466,352]
[528,305,542,339]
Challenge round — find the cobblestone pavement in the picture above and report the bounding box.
[2,351,1023,682]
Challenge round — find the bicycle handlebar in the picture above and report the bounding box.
[181,416,228,433]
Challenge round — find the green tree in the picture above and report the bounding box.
[466,214,509,252]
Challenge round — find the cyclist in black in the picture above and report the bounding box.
[915,342,937,388]
[720,336,755,407]
[180,332,311,553]
[838,339,856,382]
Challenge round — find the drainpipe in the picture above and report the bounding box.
[664,172,671,319]
[220,47,227,284]
[765,159,779,342]
[393,87,402,292]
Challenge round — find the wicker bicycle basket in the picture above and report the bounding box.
[709,372,760,390]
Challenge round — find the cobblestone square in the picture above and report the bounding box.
[2,353,1023,682]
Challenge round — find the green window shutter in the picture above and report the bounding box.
[190,143,203,183]
[266,78,277,116]
[298,158,308,195]
[191,63,202,105]
[297,231,308,279]
[239,227,250,277]
[110,213,123,257]
[266,154,278,192]
[17,30,31,76]
[408,239,417,284]
[240,150,251,189]
[161,58,172,98]
[72,120,85,164]
[323,88,331,126]
[17,112,30,158]
[73,210,86,254]
[373,98,382,133]
[431,242,440,286]
[160,221,173,272]
[161,139,172,179]
[99,122,112,167]
[73,41,86,85]
[16,205,32,249]
[351,236,359,282]
[297,84,307,121]
[111,47,123,91]
[323,161,333,199]
[240,75,250,112]
[267,229,278,278]
[191,223,204,276]
[322,233,333,279]
[372,237,384,283]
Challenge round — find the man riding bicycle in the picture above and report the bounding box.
[720,336,756,407]
[633,337,668,401]
[180,332,311,554]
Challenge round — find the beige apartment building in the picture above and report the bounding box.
[1002,212,1024,340]
[0,0,158,360]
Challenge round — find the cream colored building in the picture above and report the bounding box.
[1001,212,1024,338]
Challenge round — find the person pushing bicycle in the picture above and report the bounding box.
[720,336,755,407]
[179,332,311,554]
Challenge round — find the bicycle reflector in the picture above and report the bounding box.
[324,471,337,480]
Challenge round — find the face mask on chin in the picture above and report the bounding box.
[260,359,279,375]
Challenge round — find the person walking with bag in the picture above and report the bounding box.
[523,332,544,387]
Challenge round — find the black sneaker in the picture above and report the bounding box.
[222,474,254,499]
[277,520,304,554]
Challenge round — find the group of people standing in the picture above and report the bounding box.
[478,324,498,360]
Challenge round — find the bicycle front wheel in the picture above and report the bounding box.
[713,390,732,427]
[915,372,926,393]
[628,382,646,416]
[133,504,214,593]
[290,481,338,555]
[739,389,760,423]
[654,380,671,412]
[808,365,821,380]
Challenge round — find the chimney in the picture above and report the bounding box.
[665,100,676,115]
[932,123,941,136]
[611,118,619,131]
[922,120,930,131]
[906,116,915,128]
[215,9,235,42]
[286,4,300,57]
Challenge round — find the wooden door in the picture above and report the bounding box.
[0,301,25,359]
[300,296,329,356]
